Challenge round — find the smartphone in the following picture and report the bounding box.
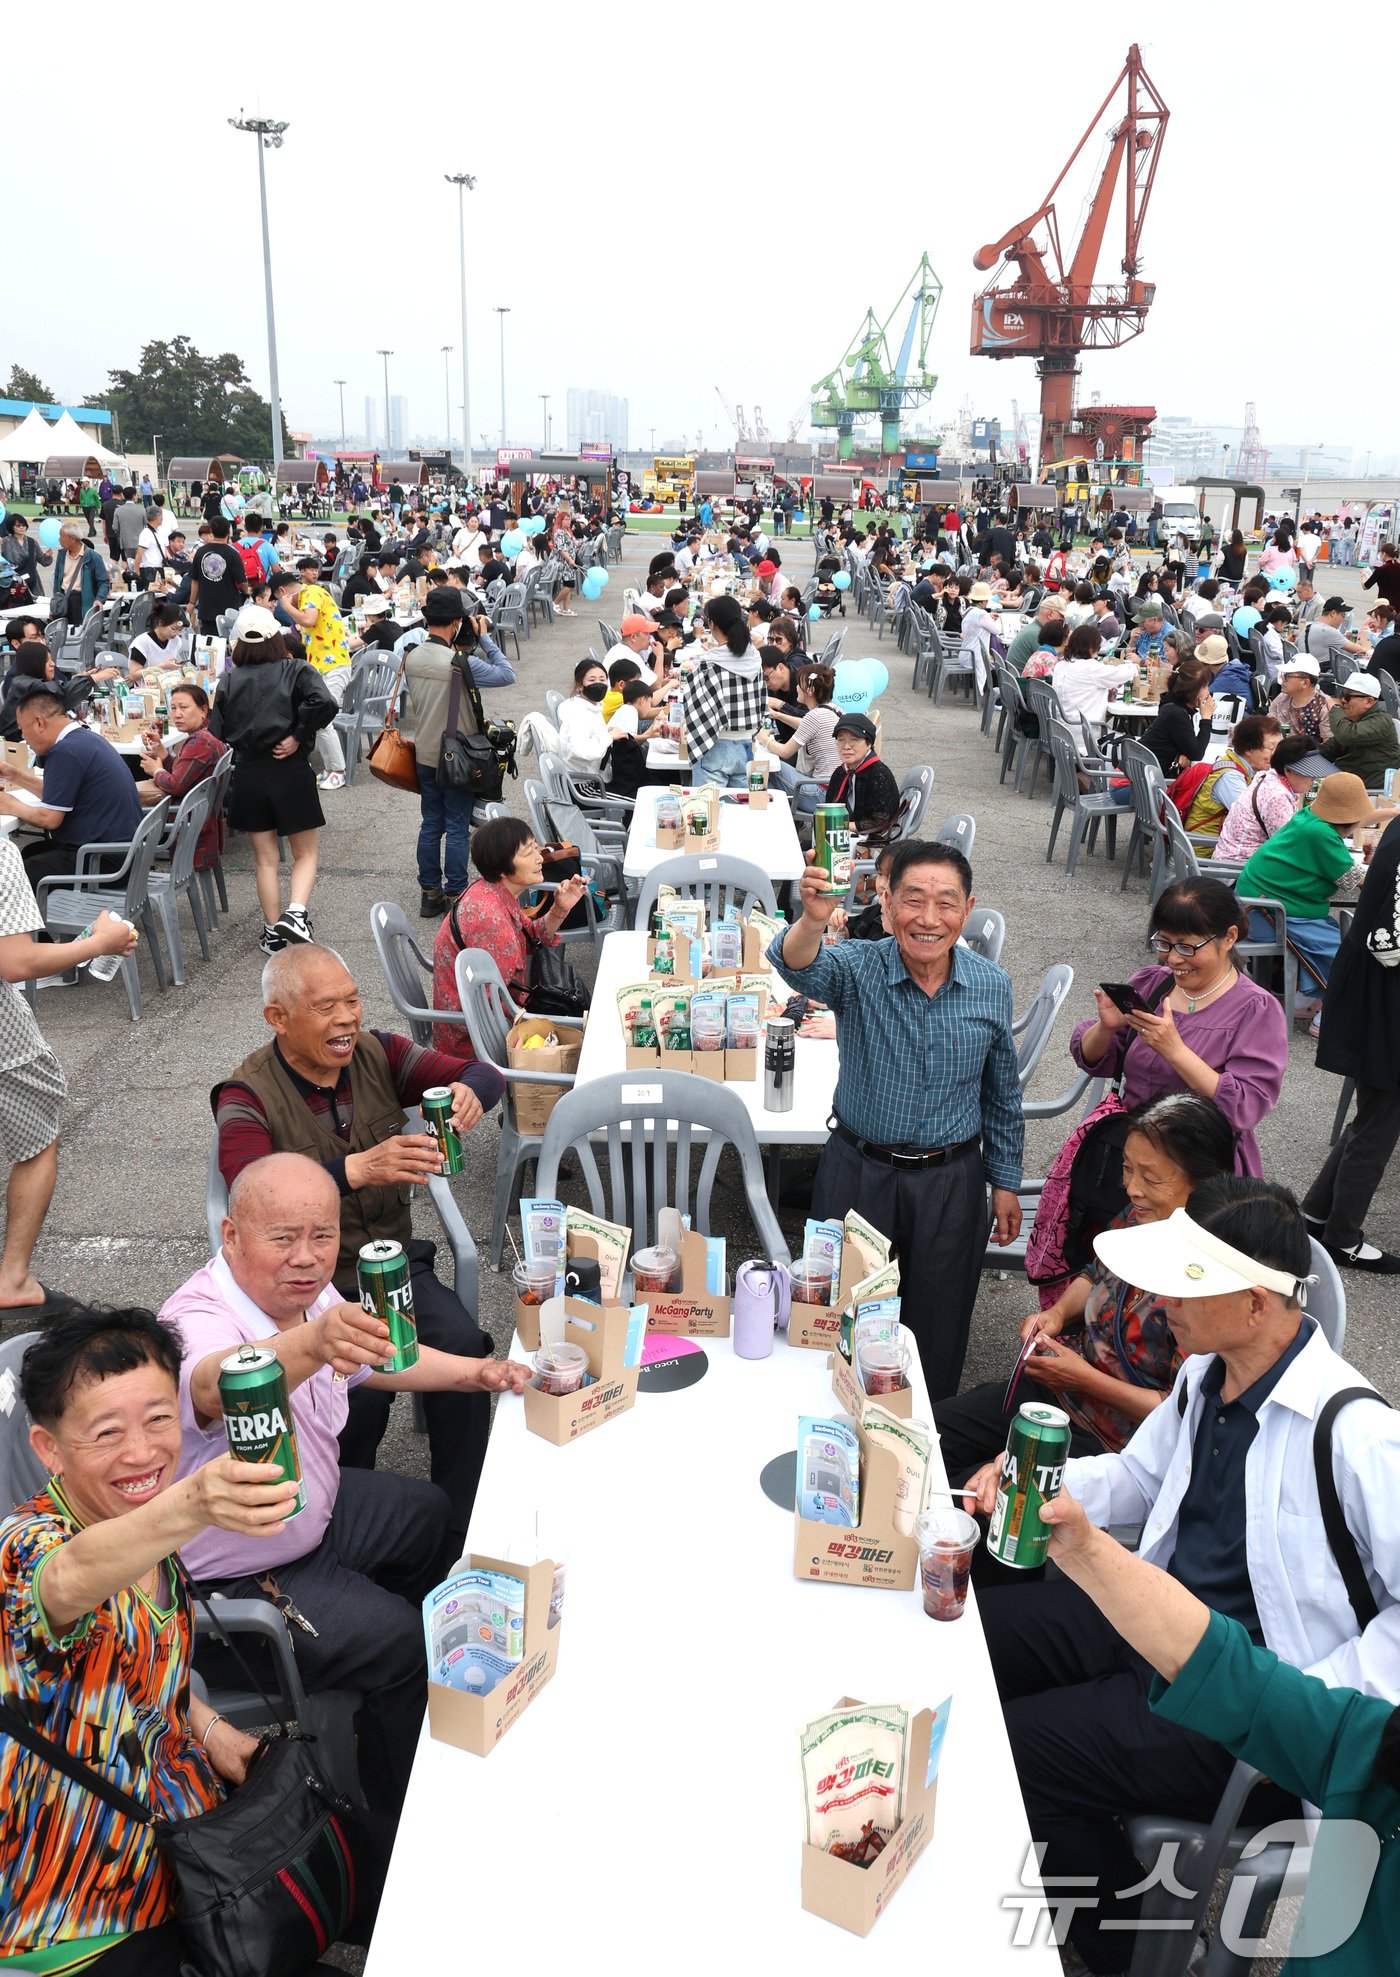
[1099,981,1152,1017]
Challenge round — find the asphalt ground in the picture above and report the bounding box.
[3,527,1389,1975]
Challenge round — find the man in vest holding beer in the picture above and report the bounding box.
[213,945,506,1538]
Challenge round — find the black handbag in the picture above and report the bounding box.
[0,1571,365,1976]
[438,657,517,799]
[523,939,591,1018]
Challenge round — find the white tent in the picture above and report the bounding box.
[0,408,57,463]
[46,409,123,468]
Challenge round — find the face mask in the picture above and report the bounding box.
[582,682,607,703]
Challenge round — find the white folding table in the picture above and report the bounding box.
[366,1337,1058,1975]
[624,784,806,883]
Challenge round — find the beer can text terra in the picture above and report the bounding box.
[357,1239,420,1372]
[986,1403,1070,1570]
[420,1086,464,1176]
[217,1346,306,1520]
[813,804,853,898]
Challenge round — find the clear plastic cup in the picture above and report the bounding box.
[534,1341,589,1397]
[858,1338,911,1397]
[632,1245,679,1293]
[789,1261,834,1307]
[916,1509,981,1621]
[513,1258,558,1306]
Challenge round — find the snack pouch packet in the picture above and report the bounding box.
[689,985,729,1052]
[799,1701,911,1854]
[564,1206,631,1303]
[862,1406,932,1534]
[725,991,762,1050]
[797,1414,861,1527]
[520,1199,566,1278]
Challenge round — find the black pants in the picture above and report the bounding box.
[981,1572,1271,1974]
[337,1239,491,1543]
[20,838,81,888]
[1303,1080,1400,1252]
[200,1465,449,1820]
[812,1133,985,1400]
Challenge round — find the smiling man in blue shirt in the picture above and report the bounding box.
[770,839,1023,1399]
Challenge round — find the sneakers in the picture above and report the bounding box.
[273,906,314,946]
[317,771,346,791]
[420,888,447,919]
[258,923,285,957]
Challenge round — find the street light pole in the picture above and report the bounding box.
[378,350,394,457]
[152,434,162,495]
[495,307,510,448]
[441,346,453,457]
[445,174,476,482]
[540,394,550,447]
[332,380,346,449]
[229,113,289,467]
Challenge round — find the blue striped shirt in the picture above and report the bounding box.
[769,932,1024,1188]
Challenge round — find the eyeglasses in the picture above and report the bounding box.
[1147,935,1217,959]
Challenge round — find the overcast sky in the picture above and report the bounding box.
[15,15,1397,463]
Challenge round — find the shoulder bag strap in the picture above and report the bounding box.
[455,652,486,732]
[1313,1386,1391,1631]
[386,647,411,723]
[444,656,465,742]
[0,1696,150,1822]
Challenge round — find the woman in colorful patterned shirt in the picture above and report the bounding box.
[0,1306,300,1972]
[933,1093,1237,1484]
[136,684,228,870]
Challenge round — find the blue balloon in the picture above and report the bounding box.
[833,570,851,591]
[501,530,525,557]
[0,501,6,526]
[808,604,822,621]
[582,575,603,601]
[525,516,546,535]
[38,517,62,548]
[592,567,610,588]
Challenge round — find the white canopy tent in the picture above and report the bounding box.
[0,409,57,464]
[46,409,124,469]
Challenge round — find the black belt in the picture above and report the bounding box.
[830,1119,980,1170]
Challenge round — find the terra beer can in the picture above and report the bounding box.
[217,1346,305,1519]
[357,1239,420,1373]
[813,803,852,897]
[420,1086,464,1175]
[986,1403,1070,1570]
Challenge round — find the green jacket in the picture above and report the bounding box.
[1322,705,1400,791]
[1153,1609,1398,1975]
[1239,804,1353,920]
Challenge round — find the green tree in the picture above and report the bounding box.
[103,335,290,462]
[4,364,57,405]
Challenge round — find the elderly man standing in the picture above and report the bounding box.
[214,944,505,1535]
[769,839,1023,1399]
[163,1152,529,1818]
[48,524,110,626]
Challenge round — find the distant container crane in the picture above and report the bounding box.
[969,45,1169,472]
[811,255,943,459]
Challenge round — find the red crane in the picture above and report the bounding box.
[969,44,1169,472]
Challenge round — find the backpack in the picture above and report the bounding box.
[1167,759,1214,819]
[237,539,265,585]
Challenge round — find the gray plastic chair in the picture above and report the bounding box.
[1011,962,1076,1089]
[533,1070,790,1269]
[1118,738,1167,893]
[893,764,935,840]
[147,782,213,985]
[963,908,1005,966]
[1231,894,1298,1029]
[934,812,976,857]
[36,799,170,1020]
[1045,719,1122,876]
[369,898,439,1046]
[993,665,1036,791]
[454,946,577,1269]
[196,749,236,925]
[332,654,397,783]
[634,853,777,931]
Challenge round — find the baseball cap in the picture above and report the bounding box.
[1280,654,1320,679]
[832,712,878,745]
[1193,613,1226,633]
[620,614,655,639]
[1339,672,1381,699]
[232,606,283,645]
[424,588,466,626]
[1195,634,1229,667]
[1323,597,1348,615]
[1094,1207,1310,1300]
[361,594,392,616]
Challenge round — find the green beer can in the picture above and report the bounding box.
[813,803,853,897]
[986,1403,1071,1570]
[357,1238,420,1373]
[218,1346,305,1520]
[420,1086,464,1175]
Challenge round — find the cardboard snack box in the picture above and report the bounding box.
[426,1551,562,1758]
[637,1223,730,1339]
[801,1703,940,1935]
[792,1417,918,1590]
[789,1220,891,1353]
[505,1016,585,1137]
[522,1297,639,1445]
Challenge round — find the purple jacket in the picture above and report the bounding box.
[1069,965,1285,1175]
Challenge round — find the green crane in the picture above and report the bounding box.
[810,254,943,460]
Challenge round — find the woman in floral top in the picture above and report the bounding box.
[137,683,228,869]
[432,815,587,1058]
[933,1093,1237,1482]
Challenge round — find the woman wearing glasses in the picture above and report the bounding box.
[1069,877,1287,1175]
